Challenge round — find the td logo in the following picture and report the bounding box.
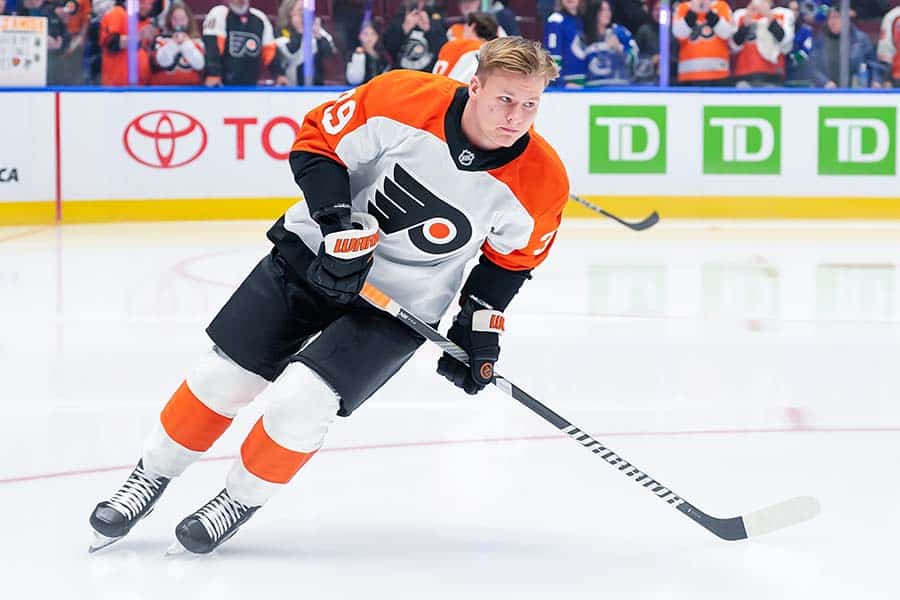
[589,105,666,174]
[818,107,896,175]
[703,106,781,175]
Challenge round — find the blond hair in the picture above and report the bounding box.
[475,37,560,84]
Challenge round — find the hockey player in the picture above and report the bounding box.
[88,36,568,555]
[433,11,499,83]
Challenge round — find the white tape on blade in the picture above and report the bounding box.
[743,496,821,538]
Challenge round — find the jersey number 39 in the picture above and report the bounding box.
[323,89,358,135]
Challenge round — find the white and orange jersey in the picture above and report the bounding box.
[731,8,793,78]
[672,2,735,82]
[877,7,900,81]
[432,38,483,82]
[286,70,569,322]
[150,36,205,85]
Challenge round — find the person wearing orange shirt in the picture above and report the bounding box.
[88,37,569,556]
[149,2,205,85]
[672,0,735,85]
[98,0,154,85]
[433,11,498,82]
[731,0,794,86]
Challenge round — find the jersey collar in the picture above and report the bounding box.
[444,87,530,172]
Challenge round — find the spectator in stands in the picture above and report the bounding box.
[613,0,652,35]
[273,0,336,86]
[98,0,154,85]
[382,0,447,72]
[489,0,520,36]
[345,21,391,85]
[672,0,735,86]
[877,5,900,86]
[202,0,278,86]
[810,5,882,87]
[731,0,794,87]
[149,2,205,85]
[17,0,71,84]
[545,0,585,87]
[433,11,498,82]
[851,0,889,21]
[448,0,480,40]
[572,0,638,86]
[56,0,89,84]
[633,0,672,84]
[447,0,516,39]
[0,0,15,15]
[785,0,814,86]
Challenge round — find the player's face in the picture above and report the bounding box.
[469,70,545,149]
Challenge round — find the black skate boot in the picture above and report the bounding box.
[88,460,170,553]
[169,489,258,555]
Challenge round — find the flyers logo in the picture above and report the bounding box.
[229,31,261,57]
[369,164,472,255]
[479,363,493,380]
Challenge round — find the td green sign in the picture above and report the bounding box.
[818,107,896,175]
[589,105,666,174]
[703,106,781,175]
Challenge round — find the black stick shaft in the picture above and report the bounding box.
[373,291,746,541]
[569,194,660,231]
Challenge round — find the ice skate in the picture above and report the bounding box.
[171,489,258,554]
[88,460,170,553]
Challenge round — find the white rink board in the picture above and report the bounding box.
[535,91,900,198]
[59,91,334,201]
[0,92,55,202]
[8,88,900,205]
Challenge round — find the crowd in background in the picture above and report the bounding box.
[1,0,898,87]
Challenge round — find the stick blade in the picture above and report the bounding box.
[631,211,660,231]
[742,496,821,538]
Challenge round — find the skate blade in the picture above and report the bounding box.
[88,531,123,554]
[165,540,189,557]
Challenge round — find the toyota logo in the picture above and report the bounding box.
[123,110,207,169]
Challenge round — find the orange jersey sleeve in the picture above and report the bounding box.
[483,131,569,271]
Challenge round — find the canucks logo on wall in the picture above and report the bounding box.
[369,164,472,255]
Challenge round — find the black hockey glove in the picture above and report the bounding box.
[684,10,698,28]
[437,297,505,395]
[705,9,720,29]
[732,24,751,46]
[767,19,785,42]
[307,210,379,304]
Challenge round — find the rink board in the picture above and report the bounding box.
[0,88,898,224]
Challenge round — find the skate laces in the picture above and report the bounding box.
[107,465,165,520]
[195,491,250,542]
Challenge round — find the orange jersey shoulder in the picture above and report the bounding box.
[292,70,463,163]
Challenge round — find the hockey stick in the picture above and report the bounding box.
[569,194,660,231]
[360,283,820,541]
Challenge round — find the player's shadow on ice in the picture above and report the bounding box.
[217,525,571,560]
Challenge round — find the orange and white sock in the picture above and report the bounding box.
[226,362,339,506]
[143,348,268,478]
